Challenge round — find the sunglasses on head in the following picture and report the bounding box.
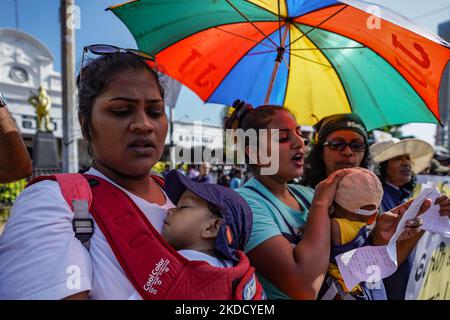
[78,44,156,87]
[323,140,367,152]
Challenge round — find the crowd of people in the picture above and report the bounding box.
[0,50,449,300]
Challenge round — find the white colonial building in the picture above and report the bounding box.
[0,28,65,162]
[167,120,225,164]
[0,28,225,169]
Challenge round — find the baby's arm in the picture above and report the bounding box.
[330,218,341,246]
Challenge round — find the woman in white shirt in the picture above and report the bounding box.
[0,46,172,299]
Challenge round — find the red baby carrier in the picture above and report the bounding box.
[27,173,265,300]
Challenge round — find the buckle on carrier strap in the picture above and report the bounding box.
[72,199,94,249]
[73,218,94,237]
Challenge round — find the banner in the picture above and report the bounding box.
[406,175,450,300]
[413,175,450,197]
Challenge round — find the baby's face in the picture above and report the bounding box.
[161,190,216,250]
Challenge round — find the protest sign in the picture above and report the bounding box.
[406,175,450,300]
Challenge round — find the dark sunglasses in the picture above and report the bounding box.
[323,140,367,152]
[78,44,156,87]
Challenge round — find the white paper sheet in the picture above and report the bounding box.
[387,184,435,247]
[419,185,450,238]
[336,184,436,291]
[336,245,397,290]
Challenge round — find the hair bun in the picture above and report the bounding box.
[232,99,244,108]
[224,99,253,130]
[233,99,253,121]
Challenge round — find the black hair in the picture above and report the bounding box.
[375,160,416,192]
[77,52,165,158]
[302,136,371,188]
[223,100,294,168]
[224,100,293,134]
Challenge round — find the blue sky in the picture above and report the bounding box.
[1,0,449,141]
[0,0,225,125]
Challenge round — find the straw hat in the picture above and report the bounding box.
[370,138,433,174]
[430,159,450,174]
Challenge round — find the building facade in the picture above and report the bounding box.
[0,28,225,171]
[166,120,224,164]
[0,28,66,163]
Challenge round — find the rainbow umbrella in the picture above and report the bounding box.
[109,0,450,130]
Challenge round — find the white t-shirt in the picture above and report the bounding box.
[177,250,233,268]
[0,168,174,300]
[128,250,233,300]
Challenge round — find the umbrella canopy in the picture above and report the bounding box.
[109,0,450,131]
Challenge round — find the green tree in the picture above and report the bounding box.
[0,179,27,221]
[368,125,404,142]
[378,125,403,138]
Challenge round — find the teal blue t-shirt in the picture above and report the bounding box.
[236,178,314,299]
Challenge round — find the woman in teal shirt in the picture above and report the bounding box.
[225,101,435,300]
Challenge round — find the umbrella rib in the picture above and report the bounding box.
[297,23,440,125]
[214,26,277,50]
[225,0,279,48]
[282,56,290,70]
[247,49,278,56]
[346,60,387,124]
[289,52,332,68]
[289,46,365,51]
[299,31,355,119]
[278,0,283,47]
[286,5,349,50]
[204,28,282,103]
[281,47,291,108]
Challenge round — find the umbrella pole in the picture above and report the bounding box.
[265,24,290,105]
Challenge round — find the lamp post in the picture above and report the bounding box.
[60,0,78,173]
[165,77,182,170]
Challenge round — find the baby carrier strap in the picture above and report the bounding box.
[28,173,264,300]
[27,173,95,248]
[82,174,190,299]
[27,173,165,250]
[330,225,369,264]
[169,250,265,300]
[231,251,266,300]
[320,226,387,300]
[320,226,368,300]
[86,174,264,300]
